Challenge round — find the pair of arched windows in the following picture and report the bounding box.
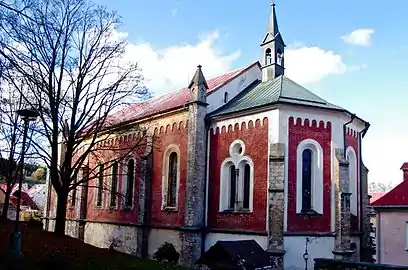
[162,146,179,209]
[264,48,284,66]
[220,140,253,212]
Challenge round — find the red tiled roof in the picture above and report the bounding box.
[369,192,387,204]
[371,181,408,207]
[106,62,259,126]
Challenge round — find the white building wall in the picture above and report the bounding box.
[204,233,335,270]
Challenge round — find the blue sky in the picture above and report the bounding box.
[95,0,408,186]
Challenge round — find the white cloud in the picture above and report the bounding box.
[341,28,374,47]
[285,45,347,84]
[119,31,350,94]
[171,8,178,17]
[122,30,241,95]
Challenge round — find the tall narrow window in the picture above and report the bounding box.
[71,173,78,207]
[96,164,103,207]
[125,159,135,208]
[110,162,118,207]
[167,152,178,207]
[302,149,312,211]
[265,48,272,65]
[243,164,250,209]
[229,165,236,209]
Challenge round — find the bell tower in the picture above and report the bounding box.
[260,2,285,82]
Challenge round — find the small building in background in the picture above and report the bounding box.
[372,163,408,266]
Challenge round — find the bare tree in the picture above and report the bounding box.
[0,77,39,220]
[0,0,151,234]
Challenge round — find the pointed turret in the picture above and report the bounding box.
[188,64,208,104]
[260,2,285,82]
[267,3,280,38]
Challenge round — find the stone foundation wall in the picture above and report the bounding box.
[84,222,139,254]
[148,228,183,258]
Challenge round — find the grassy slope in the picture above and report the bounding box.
[0,221,186,270]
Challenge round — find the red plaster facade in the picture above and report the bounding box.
[287,117,332,233]
[149,121,188,227]
[207,118,268,232]
[346,128,360,232]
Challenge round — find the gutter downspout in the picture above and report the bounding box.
[359,121,370,259]
[201,118,210,256]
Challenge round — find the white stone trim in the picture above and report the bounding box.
[346,146,358,216]
[121,156,136,210]
[161,144,181,210]
[219,140,254,212]
[296,139,324,214]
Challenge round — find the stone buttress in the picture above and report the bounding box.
[267,143,285,269]
[180,65,208,267]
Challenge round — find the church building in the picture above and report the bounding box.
[44,3,372,269]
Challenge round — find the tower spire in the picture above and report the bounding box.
[260,2,285,82]
[268,1,279,37]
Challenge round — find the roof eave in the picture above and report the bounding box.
[372,205,408,211]
[208,100,369,129]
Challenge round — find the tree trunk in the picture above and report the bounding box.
[54,191,68,235]
[0,189,11,221]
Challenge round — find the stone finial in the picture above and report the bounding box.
[401,162,408,182]
[188,65,208,90]
[188,65,208,104]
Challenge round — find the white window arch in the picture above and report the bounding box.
[162,144,180,210]
[121,157,136,210]
[296,139,324,214]
[219,139,254,212]
[346,146,358,216]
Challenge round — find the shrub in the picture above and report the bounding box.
[153,242,180,264]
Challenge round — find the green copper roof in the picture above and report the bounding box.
[209,75,344,117]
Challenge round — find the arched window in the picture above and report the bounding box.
[70,172,78,208]
[125,159,135,208]
[346,146,358,216]
[302,149,313,210]
[277,48,283,66]
[224,92,229,103]
[265,48,272,65]
[110,161,118,207]
[296,139,324,214]
[243,163,251,209]
[228,165,237,209]
[220,140,254,212]
[96,164,104,207]
[162,145,180,210]
[167,152,178,207]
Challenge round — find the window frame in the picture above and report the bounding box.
[95,163,104,208]
[219,139,254,213]
[109,161,119,209]
[122,157,136,210]
[296,139,324,215]
[346,146,358,216]
[161,144,181,211]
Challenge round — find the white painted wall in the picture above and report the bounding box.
[284,236,335,270]
[206,64,261,113]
